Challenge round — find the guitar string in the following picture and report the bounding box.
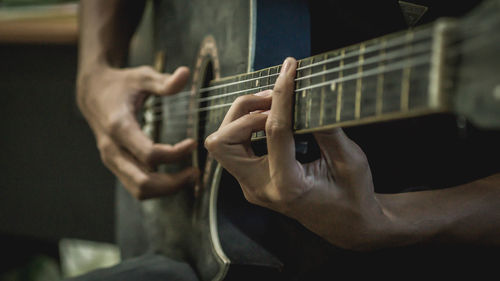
[163,27,435,101]
[145,42,433,112]
[145,71,432,132]
[148,26,498,112]
[141,17,500,136]
[145,68,432,125]
[148,52,431,115]
[147,29,500,125]
[155,43,432,105]
[194,40,433,103]
[157,16,497,103]
[143,19,499,124]
[153,55,429,122]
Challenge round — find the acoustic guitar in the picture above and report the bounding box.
[127,0,500,280]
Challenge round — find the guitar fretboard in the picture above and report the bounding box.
[197,21,451,140]
[144,20,453,142]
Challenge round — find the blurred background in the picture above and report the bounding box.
[0,0,119,280]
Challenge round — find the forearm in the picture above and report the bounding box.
[289,172,500,251]
[378,172,500,246]
[78,0,146,74]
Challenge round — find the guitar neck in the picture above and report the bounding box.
[144,20,456,142]
[199,20,455,140]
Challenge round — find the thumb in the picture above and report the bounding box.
[313,128,370,184]
[136,66,190,96]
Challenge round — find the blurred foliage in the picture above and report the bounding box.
[0,0,77,7]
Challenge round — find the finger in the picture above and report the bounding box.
[161,66,190,95]
[266,57,298,180]
[205,113,268,183]
[149,138,197,166]
[137,66,190,96]
[220,90,272,128]
[313,128,353,163]
[313,128,370,183]
[107,112,154,162]
[136,168,199,200]
[108,113,196,167]
[99,137,198,200]
[206,113,268,158]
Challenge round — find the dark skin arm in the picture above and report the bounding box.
[205,57,500,251]
[77,0,198,200]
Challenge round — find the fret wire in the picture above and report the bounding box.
[376,38,387,115]
[296,26,433,71]
[294,60,302,130]
[401,31,414,111]
[145,41,433,109]
[146,19,500,136]
[355,44,365,119]
[153,53,431,118]
[148,72,432,133]
[295,53,430,92]
[336,49,345,122]
[166,22,496,106]
[319,53,327,126]
[305,59,312,129]
[294,40,431,82]
[194,41,432,103]
[164,26,434,102]
[265,67,271,89]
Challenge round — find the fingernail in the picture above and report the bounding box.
[280,58,290,75]
[254,89,272,97]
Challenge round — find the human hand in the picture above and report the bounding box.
[77,65,198,200]
[205,58,391,250]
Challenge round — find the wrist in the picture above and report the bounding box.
[77,51,112,79]
[76,60,114,109]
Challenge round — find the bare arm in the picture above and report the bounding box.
[78,0,145,71]
[376,174,500,246]
[77,0,198,200]
[205,57,500,251]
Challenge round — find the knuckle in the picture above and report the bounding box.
[265,119,288,137]
[106,114,129,137]
[138,65,155,76]
[132,188,148,201]
[142,149,156,167]
[126,66,155,86]
[141,144,158,166]
[97,141,113,166]
[272,87,284,96]
[204,133,222,153]
[132,175,150,200]
[239,113,254,124]
[99,150,111,166]
[233,95,253,111]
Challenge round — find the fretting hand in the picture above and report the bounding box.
[205,57,393,250]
